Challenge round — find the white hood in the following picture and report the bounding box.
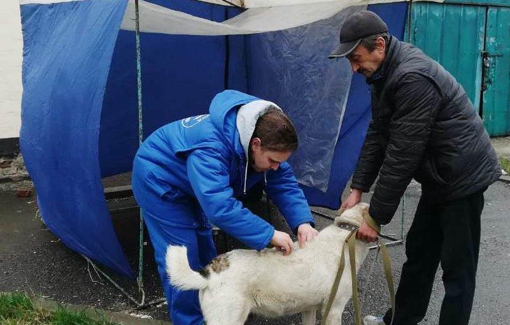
[236,99,282,160]
[236,99,282,194]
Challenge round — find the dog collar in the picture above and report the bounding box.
[336,222,358,232]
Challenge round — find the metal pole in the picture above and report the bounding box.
[134,0,146,305]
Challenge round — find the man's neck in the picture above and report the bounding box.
[366,36,394,84]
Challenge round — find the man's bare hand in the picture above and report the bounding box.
[356,220,378,243]
[297,223,319,248]
[270,230,294,255]
[341,188,362,210]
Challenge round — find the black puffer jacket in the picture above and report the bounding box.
[351,36,501,225]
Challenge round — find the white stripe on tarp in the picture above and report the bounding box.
[197,0,443,8]
[192,0,242,7]
[120,0,365,35]
[120,0,252,35]
[19,0,83,5]
[21,0,443,35]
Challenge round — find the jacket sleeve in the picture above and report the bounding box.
[351,122,386,192]
[265,162,315,232]
[370,73,441,225]
[186,148,274,251]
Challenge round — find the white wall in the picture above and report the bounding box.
[0,1,23,139]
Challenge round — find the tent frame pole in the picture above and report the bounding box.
[135,0,146,305]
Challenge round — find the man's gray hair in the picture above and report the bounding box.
[360,32,390,52]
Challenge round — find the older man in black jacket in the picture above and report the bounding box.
[330,10,501,325]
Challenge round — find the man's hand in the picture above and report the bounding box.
[297,223,319,248]
[341,188,362,209]
[356,220,378,243]
[270,230,294,256]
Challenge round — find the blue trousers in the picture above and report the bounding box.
[141,195,217,325]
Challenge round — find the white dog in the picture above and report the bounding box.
[166,203,371,325]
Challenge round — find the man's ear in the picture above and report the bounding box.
[376,37,386,53]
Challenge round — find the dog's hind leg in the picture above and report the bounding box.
[202,298,251,325]
[302,309,317,325]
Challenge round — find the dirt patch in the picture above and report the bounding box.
[0,154,30,183]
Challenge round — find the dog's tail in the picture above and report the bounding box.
[166,246,209,291]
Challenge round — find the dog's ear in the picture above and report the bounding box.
[333,207,347,226]
[334,206,346,226]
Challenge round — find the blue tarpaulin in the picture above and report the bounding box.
[20,0,133,277]
[20,0,407,276]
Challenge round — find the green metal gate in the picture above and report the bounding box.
[483,7,510,135]
[409,2,510,136]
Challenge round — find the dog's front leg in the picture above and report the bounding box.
[302,309,316,325]
[321,293,352,325]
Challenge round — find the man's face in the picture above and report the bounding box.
[250,137,292,172]
[346,39,386,78]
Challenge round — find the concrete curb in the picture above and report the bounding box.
[30,296,172,325]
[499,175,510,183]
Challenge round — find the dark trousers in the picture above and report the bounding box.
[383,189,485,325]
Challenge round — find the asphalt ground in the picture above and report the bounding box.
[1,179,509,324]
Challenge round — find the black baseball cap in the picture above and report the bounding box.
[329,10,389,58]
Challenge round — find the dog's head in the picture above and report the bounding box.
[334,203,369,228]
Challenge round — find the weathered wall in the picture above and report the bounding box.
[0,0,23,140]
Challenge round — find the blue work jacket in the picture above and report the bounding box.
[132,90,314,251]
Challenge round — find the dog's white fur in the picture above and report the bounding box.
[166,203,370,325]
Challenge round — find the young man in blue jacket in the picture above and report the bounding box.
[132,90,318,325]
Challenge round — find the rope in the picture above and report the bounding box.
[321,230,353,325]
[347,232,362,325]
[320,228,397,325]
[379,241,395,325]
[83,256,142,307]
[134,0,146,305]
[321,230,363,325]
[133,298,167,311]
[361,245,380,306]
[220,0,243,8]
[82,255,167,310]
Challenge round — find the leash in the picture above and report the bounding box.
[321,228,358,325]
[379,240,395,325]
[361,245,379,306]
[321,226,396,325]
[348,231,362,325]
